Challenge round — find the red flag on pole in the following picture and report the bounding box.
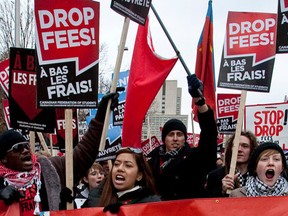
[193,0,216,122]
[121,18,178,148]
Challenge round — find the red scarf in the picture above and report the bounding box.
[0,154,42,216]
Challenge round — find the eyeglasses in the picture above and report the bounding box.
[6,142,30,153]
[119,147,142,154]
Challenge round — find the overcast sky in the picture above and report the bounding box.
[98,0,286,132]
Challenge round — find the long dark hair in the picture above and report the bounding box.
[224,131,258,174]
[99,148,157,206]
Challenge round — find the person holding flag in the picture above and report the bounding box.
[147,74,218,200]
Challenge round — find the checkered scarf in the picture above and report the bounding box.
[246,176,288,197]
[235,169,248,187]
[159,145,183,170]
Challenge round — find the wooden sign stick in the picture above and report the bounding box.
[65,109,74,209]
[226,90,247,194]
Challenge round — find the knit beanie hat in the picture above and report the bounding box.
[161,119,187,142]
[0,129,26,159]
[248,142,287,176]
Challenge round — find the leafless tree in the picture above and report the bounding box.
[0,0,35,61]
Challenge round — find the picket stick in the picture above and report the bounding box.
[49,133,54,156]
[65,109,73,209]
[29,131,35,153]
[226,90,247,194]
[99,17,130,151]
[36,132,50,154]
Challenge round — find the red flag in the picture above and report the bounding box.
[122,18,178,148]
[193,0,216,121]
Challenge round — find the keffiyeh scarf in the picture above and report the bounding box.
[0,154,42,215]
[246,176,288,197]
[235,169,248,187]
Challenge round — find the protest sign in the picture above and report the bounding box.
[0,59,9,96]
[216,93,241,133]
[35,0,99,108]
[9,47,55,132]
[276,0,288,53]
[218,12,277,92]
[244,102,288,150]
[113,70,128,126]
[110,0,151,25]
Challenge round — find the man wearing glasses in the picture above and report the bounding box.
[0,92,119,215]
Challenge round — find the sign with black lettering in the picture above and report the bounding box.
[218,12,277,92]
[276,0,288,53]
[216,93,241,134]
[9,47,55,132]
[35,0,99,108]
[110,0,151,25]
[112,70,128,126]
[244,102,288,151]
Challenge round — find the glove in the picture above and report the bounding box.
[103,202,123,214]
[187,74,203,98]
[60,187,74,203]
[96,87,123,122]
[0,185,24,205]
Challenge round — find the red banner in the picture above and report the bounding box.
[21,196,288,215]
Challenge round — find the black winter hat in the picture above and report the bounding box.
[161,119,187,142]
[248,142,287,176]
[0,130,26,159]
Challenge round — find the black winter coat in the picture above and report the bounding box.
[148,107,217,200]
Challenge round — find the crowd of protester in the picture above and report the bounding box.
[0,74,286,215]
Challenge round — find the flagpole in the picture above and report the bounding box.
[99,17,130,151]
[151,4,203,99]
[151,4,191,76]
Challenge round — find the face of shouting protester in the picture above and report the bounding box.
[112,153,143,192]
[256,150,284,187]
[1,142,33,172]
[164,130,186,152]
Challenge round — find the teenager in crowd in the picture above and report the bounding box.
[230,142,288,197]
[206,131,258,197]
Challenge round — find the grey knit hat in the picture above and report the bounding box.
[0,130,27,159]
[161,119,187,142]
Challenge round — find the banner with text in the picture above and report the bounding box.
[218,11,277,92]
[244,102,288,151]
[9,47,55,132]
[35,0,99,108]
[216,93,241,134]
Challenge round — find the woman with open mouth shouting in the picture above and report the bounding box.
[230,142,288,197]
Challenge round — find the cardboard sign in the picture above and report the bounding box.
[9,47,55,132]
[35,0,100,108]
[216,93,241,133]
[218,12,277,92]
[110,0,151,25]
